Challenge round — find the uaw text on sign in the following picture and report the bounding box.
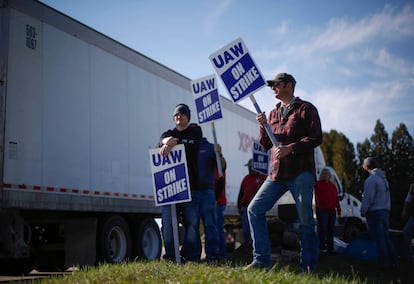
[191,74,223,124]
[149,144,191,206]
[209,38,266,103]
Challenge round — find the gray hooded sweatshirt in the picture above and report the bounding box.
[360,168,391,216]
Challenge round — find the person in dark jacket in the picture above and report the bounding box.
[159,103,202,262]
[401,182,414,261]
[196,137,225,261]
[361,157,397,270]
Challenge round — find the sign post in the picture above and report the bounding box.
[191,74,224,176]
[209,38,279,147]
[170,204,180,264]
[210,122,222,176]
[149,144,191,264]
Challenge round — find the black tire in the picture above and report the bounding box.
[97,215,132,263]
[131,218,162,260]
[0,258,33,276]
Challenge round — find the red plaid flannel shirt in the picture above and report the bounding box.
[258,97,322,181]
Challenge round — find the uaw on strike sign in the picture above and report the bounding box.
[191,74,223,124]
[149,144,191,206]
[252,140,269,175]
[209,38,266,103]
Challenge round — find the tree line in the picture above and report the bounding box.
[320,119,414,229]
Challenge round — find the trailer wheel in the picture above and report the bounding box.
[97,215,132,263]
[131,218,162,260]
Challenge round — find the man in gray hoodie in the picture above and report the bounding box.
[361,157,397,270]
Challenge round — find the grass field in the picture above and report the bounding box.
[15,248,411,284]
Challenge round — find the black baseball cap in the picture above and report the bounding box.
[266,73,296,87]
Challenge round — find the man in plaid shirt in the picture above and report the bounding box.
[244,73,322,273]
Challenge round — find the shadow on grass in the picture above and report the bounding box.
[227,244,411,284]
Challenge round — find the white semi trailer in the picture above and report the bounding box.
[0,0,270,274]
[0,0,364,274]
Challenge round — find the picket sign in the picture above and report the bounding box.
[209,38,279,147]
[191,74,223,177]
[149,144,191,264]
[252,140,269,175]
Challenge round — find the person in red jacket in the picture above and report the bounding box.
[237,159,267,243]
[315,168,341,253]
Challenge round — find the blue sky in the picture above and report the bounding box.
[40,0,414,146]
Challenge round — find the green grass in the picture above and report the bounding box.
[11,246,412,284]
[23,261,356,284]
[13,253,411,284]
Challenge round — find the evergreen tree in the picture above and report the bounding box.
[356,139,372,198]
[320,121,414,229]
[321,131,357,197]
[389,123,414,228]
[321,131,335,167]
[370,120,392,173]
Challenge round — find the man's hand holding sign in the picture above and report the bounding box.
[159,136,179,157]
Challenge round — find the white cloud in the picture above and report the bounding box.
[306,80,413,145]
[255,4,414,83]
[305,4,414,54]
[242,78,414,146]
[203,0,233,35]
[374,48,414,75]
[248,3,414,145]
[390,4,414,37]
[268,20,289,36]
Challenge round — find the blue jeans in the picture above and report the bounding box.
[193,189,219,260]
[180,199,202,261]
[366,209,397,269]
[248,171,318,270]
[216,204,227,259]
[316,208,336,252]
[161,204,180,261]
[241,206,251,242]
[161,200,200,262]
[402,216,414,258]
